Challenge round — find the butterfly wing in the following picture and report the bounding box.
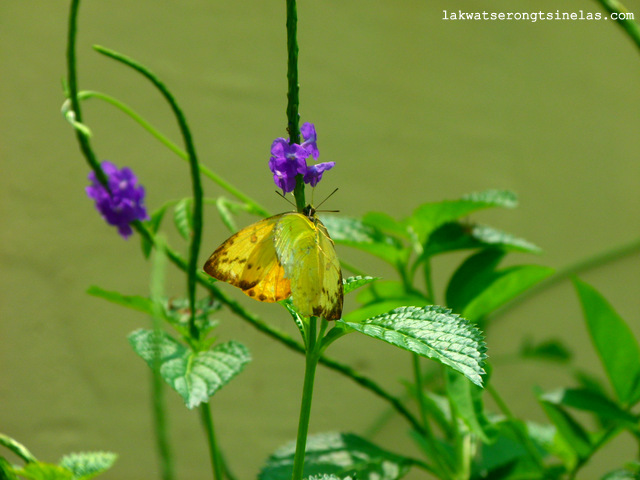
[274,213,343,320]
[203,215,291,302]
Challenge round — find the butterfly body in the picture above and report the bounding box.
[204,207,343,320]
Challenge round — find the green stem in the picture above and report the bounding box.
[291,318,319,480]
[200,403,224,480]
[412,354,429,430]
[594,0,640,50]
[490,237,640,322]
[0,434,37,464]
[93,45,203,341]
[66,0,108,188]
[76,90,270,217]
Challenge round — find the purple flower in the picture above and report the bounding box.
[86,161,149,239]
[300,122,319,160]
[269,138,308,193]
[304,162,335,187]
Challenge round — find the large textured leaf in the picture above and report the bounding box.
[574,279,640,405]
[340,306,486,386]
[258,432,411,480]
[59,452,117,480]
[319,215,405,265]
[409,189,518,243]
[128,329,250,408]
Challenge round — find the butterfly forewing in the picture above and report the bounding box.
[203,215,291,302]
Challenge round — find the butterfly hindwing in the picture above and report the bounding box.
[274,213,343,320]
[203,215,291,302]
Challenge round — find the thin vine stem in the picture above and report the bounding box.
[92,44,203,341]
[0,434,37,464]
[76,90,270,217]
[594,0,640,50]
[200,403,224,480]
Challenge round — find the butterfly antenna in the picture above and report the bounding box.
[315,187,339,210]
[275,190,296,208]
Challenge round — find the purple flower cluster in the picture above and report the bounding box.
[86,161,149,239]
[268,122,335,193]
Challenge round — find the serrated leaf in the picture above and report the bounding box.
[409,189,518,243]
[258,432,411,480]
[58,452,117,480]
[538,392,592,460]
[574,279,640,405]
[319,215,406,265]
[342,276,380,295]
[343,297,427,324]
[86,286,153,315]
[128,329,250,408]
[542,388,637,426]
[340,306,486,386]
[173,198,193,240]
[15,463,73,480]
[421,222,540,259]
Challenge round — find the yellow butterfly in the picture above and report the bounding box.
[203,205,343,320]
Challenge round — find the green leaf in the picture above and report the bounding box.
[141,202,170,258]
[128,329,251,408]
[574,278,640,405]
[86,286,153,315]
[538,391,592,460]
[58,452,117,480]
[0,458,18,480]
[421,222,540,259]
[173,198,193,240]
[542,388,637,426]
[446,370,495,442]
[258,432,412,480]
[340,305,486,386]
[307,475,352,480]
[602,465,640,480]
[519,337,572,363]
[446,249,554,323]
[343,298,427,324]
[362,211,410,240]
[15,463,74,480]
[320,215,406,265]
[409,189,518,243]
[342,276,380,295]
[215,197,239,233]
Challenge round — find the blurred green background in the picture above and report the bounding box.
[2,1,639,478]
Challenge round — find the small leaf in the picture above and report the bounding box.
[173,198,193,240]
[86,286,153,315]
[340,306,486,386]
[602,465,640,480]
[446,370,494,442]
[58,452,117,480]
[258,432,411,480]
[362,211,410,240]
[307,475,352,480]
[320,215,406,265]
[0,458,18,480]
[574,278,640,405]
[15,463,74,480]
[519,337,572,363]
[141,203,170,257]
[421,222,540,259]
[128,329,251,408]
[410,189,518,243]
[542,388,637,426]
[342,276,380,295]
